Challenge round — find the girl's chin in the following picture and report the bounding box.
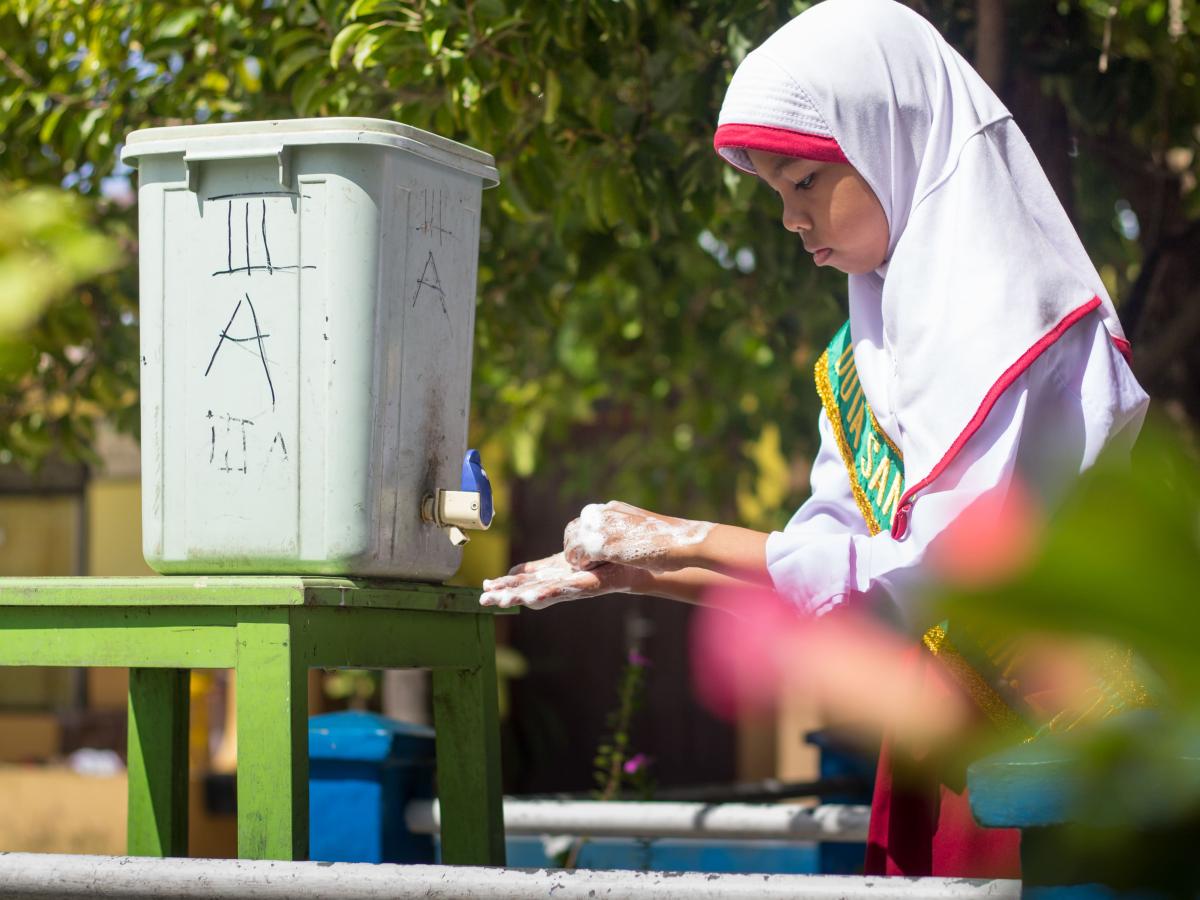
[836,258,881,276]
[817,249,871,275]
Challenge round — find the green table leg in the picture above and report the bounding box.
[236,610,308,860]
[127,667,190,857]
[431,614,506,866]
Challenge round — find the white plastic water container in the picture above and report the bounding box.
[122,118,498,579]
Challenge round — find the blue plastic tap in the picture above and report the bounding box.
[460,449,494,528]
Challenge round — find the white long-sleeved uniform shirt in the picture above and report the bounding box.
[765,312,1149,623]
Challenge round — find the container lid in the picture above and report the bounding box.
[309,710,435,761]
[122,117,499,188]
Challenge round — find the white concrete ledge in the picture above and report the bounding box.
[0,853,1021,900]
[407,799,872,842]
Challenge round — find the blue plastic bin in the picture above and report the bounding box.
[806,729,875,875]
[308,711,436,863]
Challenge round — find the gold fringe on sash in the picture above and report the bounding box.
[814,349,883,536]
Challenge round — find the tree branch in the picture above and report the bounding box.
[975,0,1007,92]
[1131,285,1200,385]
[1122,217,1200,341]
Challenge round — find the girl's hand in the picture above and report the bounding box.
[480,553,641,610]
[562,500,715,573]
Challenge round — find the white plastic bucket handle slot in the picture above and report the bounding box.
[183,145,291,193]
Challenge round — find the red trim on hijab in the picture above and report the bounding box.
[890,296,1109,540]
[714,123,850,166]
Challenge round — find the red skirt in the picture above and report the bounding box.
[863,649,1021,878]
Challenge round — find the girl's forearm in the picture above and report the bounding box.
[631,566,758,604]
[684,523,773,584]
[629,525,773,603]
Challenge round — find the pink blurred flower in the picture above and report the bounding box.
[690,585,971,750]
[928,479,1043,588]
[623,753,650,775]
[627,649,651,668]
[690,585,802,719]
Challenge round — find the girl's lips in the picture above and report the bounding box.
[812,248,833,266]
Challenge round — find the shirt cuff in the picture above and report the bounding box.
[765,529,860,618]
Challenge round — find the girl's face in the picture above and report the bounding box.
[747,149,889,275]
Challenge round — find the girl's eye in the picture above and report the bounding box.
[794,174,815,191]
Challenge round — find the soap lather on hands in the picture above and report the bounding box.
[564,500,715,572]
[480,501,716,609]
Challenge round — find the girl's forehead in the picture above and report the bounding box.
[748,148,794,168]
[749,148,818,171]
[748,149,857,182]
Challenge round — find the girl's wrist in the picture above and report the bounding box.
[626,566,657,595]
[668,520,720,571]
[678,523,772,583]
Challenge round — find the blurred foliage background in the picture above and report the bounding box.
[0,0,1196,529]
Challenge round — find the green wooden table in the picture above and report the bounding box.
[0,576,506,865]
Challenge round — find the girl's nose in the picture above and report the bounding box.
[782,203,811,234]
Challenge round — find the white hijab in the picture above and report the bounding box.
[714,0,1129,539]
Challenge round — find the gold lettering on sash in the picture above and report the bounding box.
[878,470,902,518]
[846,391,866,447]
[867,455,891,505]
[836,342,856,377]
[838,365,859,402]
[861,433,880,479]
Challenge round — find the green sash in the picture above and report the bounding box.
[814,321,1150,737]
[814,321,905,536]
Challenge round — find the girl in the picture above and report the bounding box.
[481,0,1149,878]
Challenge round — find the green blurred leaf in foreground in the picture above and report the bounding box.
[0,184,122,467]
[936,419,1200,698]
[934,418,1200,823]
[0,187,118,341]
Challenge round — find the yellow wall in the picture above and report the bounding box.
[0,496,80,709]
[0,495,79,576]
[0,476,146,716]
[84,477,151,711]
[0,765,126,854]
[86,478,153,577]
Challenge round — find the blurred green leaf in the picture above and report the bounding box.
[275,44,326,86]
[330,22,369,68]
[542,69,561,124]
[0,187,119,336]
[38,104,67,145]
[154,8,205,39]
